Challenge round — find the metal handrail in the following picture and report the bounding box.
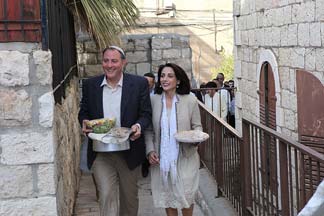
[198,102,324,216]
[243,118,324,163]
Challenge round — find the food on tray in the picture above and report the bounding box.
[106,127,132,138]
[86,118,116,134]
[174,130,209,143]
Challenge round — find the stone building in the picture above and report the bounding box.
[233,2,324,214]
[78,33,193,80]
[0,1,195,215]
[0,1,81,215]
[0,45,58,215]
[233,0,324,152]
[130,0,233,84]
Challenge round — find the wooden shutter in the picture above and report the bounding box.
[296,70,324,201]
[259,62,278,201]
[0,0,41,42]
[259,63,276,130]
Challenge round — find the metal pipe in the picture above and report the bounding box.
[41,0,48,50]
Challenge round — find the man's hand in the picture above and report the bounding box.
[148,151,159,165]
[82,119,93,135]
[130,123,141,141]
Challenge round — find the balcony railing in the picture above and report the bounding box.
[198,102,324,216]
[198,101,243,215]
[242,119,324,216]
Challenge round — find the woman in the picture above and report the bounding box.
[145,63,202,216]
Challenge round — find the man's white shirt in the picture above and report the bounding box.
[204,89,229,121]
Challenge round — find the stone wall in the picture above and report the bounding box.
[77,34,193,81]
[54,78,81,216]
[0,44,81,215]
[233,0,324,138]
[0,44,57,215]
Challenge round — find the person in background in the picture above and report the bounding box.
[215,72,225,87]
[228,80,235,128]
[141,72,156,178]
[224,80,230,88]
[214,78,230,121]
[204,81,218,113]
[191,82,205,103]
[215,72,231,122]
[198,82,206,102]
[145,63,203,216]
[204,80,229,121]
[228,79,234,89]
[144,72,155,95]
[78,46,152,216]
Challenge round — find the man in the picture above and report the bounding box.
[228,79,234,89]
[204,81,229,121]
[141,72,155,177]
[143,72,155,94]
[215,72,225,87]
[228,79,235,127]
[78,46,152,216]
[215,73,231,121]
[204,81,218,113]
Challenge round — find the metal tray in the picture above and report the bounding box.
[88,127,132,152]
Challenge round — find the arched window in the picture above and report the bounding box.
[259,62,276,130]
[258,61,278,196]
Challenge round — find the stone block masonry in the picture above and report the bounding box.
[77,34,193,83]
[0,46,82,215]
[233,0,324,138]
[0,48,58,215]
[0,131,54,165]
[0,89,32,127]
[234,0,324,213]
[0,51,29,86]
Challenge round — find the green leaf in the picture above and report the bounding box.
[211,53,234,80]
[65,0,139,49]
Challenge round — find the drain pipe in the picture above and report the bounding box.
[41,0,48,50]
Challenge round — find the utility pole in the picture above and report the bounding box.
[213,9,217,53]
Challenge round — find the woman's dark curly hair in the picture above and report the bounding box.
[154,63,190,95]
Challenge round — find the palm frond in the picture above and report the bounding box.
[64,0,139,49]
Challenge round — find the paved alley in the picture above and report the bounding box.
[74,172,205,216]
[74,168,238,216]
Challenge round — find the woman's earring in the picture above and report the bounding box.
[176,84,179,88]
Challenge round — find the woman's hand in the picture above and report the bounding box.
[148,151,160,165]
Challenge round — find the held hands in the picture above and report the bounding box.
[82,120,93,135]
[148,151,160,165]
[130,123,141,141]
